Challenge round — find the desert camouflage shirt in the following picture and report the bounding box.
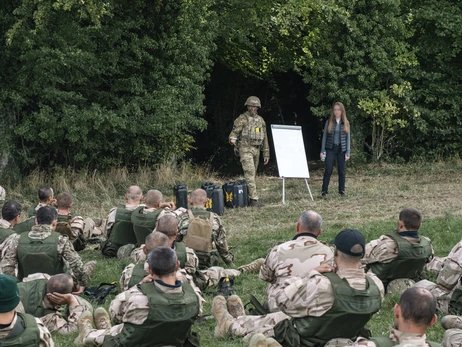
[177,206,234,264]
[362,233,434,265]
[119,261,205,315]
[109,279,203,325]
[105,203,143,235]
[0,312,54,347]
[273,268,385,317]
[353,327,430,346]
[22,273,92,334]
[130,242,199,275]
[0,225,89,286]
[260,233,334,311]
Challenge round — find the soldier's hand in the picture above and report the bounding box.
[47,292,77,306]
[264,158,269,165]
[160,201,175,209]
[230,138,237,145]
[72,285,85,296]
[313,264,336,274]
[140,275,154,284]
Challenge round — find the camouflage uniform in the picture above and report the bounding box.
[120,259,240,292]
[226,268,384,341]
[414,240,462,313]
[0,219,16,263]
[104,203,142,237]
[326,328,432,346]
[81,280,203,345]
[57,213,96,242]
[130,242,200,274]
[260,233,334,312]
[443,328,462,346]
[229,110,270,201]
[0,225,89,287]
[177,206,233,265]
[22,273,93,334]
[0,312,54,347]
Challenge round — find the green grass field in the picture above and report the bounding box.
[7,161,462,346]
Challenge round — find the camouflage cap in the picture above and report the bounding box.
[245,96,261,108]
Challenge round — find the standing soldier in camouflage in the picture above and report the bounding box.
[260,210,334,312]
[177,189,234,268]
[75,247,202,346]
[0,274,55,347]
[362,208,434,291]
[0,206,93,295]
[18,273,93,335]
[229,96,270,207]
[0,201,22,262]
[212,229,384,346]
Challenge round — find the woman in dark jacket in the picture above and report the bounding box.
[320,102,350,197]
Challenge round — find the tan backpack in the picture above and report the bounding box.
[183,210,213,253]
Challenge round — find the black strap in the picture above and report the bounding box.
[7,314,26,339]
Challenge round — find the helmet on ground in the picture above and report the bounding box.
[245,96,261,108]
[386,278,416,296]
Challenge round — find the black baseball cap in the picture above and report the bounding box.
[330,229,366,256]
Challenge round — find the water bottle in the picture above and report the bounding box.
[321,151,326,162]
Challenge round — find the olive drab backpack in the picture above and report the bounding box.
[55,213,86,252]
[183,210,213,254]
[0,312,42,347]
[17,279,55,318]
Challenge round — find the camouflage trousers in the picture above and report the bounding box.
[443,329,462,347]
[425,256,445,273]
[230,311,290,341]
[202,267,241,287]
[240,146,261,200]
[83,324,123,346]
[414,280,451,313]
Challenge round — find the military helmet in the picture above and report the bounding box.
[245,96,261,108]
[386,278,416,296]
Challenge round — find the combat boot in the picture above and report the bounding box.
[249,199,264,207]
[249,334,268,347]
[266,337,283,347]
[212,295,235,338]
[83,261,97,278]
[74,311,94,345]
[94,307,112,330]
[238,258,265,274]
[442,315,462,330]
[227,295,245,318]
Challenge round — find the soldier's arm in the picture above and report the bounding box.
[178,270,205,317]
[229,115,245,141]
[35,317,55,347]
[105,208,117,236]
[40,296,83,335]
[109,290,129,324]
[361,236,397,265]
[275,271,334,317]
[436,255,462,290]
[259,247,278,283]
[70,216,85,240]
[0,234,20,276]
[120,264,136,291]
[213,216,234,265]
[184,247,199,274]
[261,119,270,159]
[61,237,89,287]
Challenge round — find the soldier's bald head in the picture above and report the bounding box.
[145,231,170,253]
[190,189,208,206]
[298,210,323,235]
[145,190,163,208]
[47,274,73,294]
[126,186,143,202]
[157,215,178,237]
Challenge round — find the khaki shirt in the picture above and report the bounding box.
[354,327,430,346]
[0,312,54,347]
[109,280,203,325]
[274,268,385,317]
[0,225,89,286]
[177,206,233,265]
[260,234,334,312]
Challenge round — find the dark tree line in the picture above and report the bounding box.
[0,0,461,172]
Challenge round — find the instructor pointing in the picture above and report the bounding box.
[229,96,270,207]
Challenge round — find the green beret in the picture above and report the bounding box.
[0,274,20,313]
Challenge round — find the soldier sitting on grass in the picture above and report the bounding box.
[260,210,334,312]
[362,208,434,292]
[17,273,93,335]
[0,201,22,262]
[0,274,54,347]
[28,185,57,217]
[75,247,202,346]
